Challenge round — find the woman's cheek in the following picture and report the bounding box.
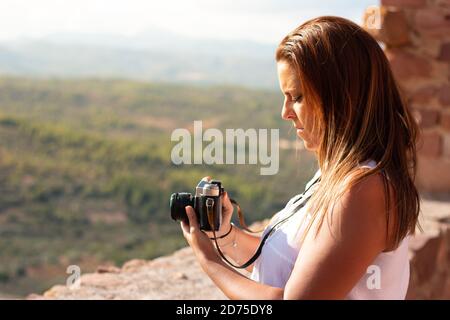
[294,104,303,121]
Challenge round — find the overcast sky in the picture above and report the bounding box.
[0,0,378,44]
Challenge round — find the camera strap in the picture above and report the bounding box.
[208,175,320,270]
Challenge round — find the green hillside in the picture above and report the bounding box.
[0,77,317,296]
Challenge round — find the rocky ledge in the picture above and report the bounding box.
[29,199,450,300]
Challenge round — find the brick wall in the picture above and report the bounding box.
[364,0,450,195]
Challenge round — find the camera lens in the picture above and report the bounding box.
[170,192,193,222]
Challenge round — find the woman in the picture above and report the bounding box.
[180,16,420,299]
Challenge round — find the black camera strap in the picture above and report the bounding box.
[208,175,320,270]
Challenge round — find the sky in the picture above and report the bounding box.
[0,0,378,44]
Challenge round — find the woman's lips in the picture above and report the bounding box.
[293,122,304,133]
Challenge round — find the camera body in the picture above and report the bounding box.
[170,179,223,231]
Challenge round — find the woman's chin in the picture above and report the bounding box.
[296,131,318,151]
[301,139,318,152]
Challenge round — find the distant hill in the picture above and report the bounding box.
[0,31,279,89]
[0,77,316,296]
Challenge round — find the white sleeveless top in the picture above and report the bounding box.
[250,160,410,299]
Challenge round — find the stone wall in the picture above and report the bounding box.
[364,0,450,195]
[407,199,450,298]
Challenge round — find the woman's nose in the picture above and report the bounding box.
[281,101,296,121]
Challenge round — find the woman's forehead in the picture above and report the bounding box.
[277,61,301,93]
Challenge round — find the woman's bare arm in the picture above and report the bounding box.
[212,226,261,273]
[181,205,282,299]
[199,252,284,300]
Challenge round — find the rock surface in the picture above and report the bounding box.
[30,247,227,300]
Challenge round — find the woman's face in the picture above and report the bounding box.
[277,60,320,152]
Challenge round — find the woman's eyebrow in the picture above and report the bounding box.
[283,88,295,95]
[283,89,301,96]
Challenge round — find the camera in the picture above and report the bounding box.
[170,179,223,231]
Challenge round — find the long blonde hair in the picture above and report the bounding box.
[276,16,420,249]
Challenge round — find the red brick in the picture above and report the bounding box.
[438,42,450,62]
[386,49,432,80]
[410,86,438,105]
[438,85,450,107]
[442,112,450,130]
[381,0,426,8]
[419,131,442,158]
[436,0,450,8]
[415,109,440,128]
[416,156,450,192]
[408,234,442,284]
[415,9,450,38]
[380,9,411,47]
[444,134,450,158]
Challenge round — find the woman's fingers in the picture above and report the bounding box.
[180,220,189,235]
[201,176,212,182]
[222,192,233,214]
[222,191,229,203]
[185,205,199,232]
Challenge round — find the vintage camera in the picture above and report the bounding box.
[170,179,223,231]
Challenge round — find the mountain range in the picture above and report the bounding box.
[0,29,279,89]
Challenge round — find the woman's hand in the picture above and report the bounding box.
[181,205,284,300]
[180,176,234,262]
[180,205,218,262]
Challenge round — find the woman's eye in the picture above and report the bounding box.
[293,95,303,103]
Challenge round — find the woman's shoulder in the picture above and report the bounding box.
[340,171,387,226]
[304,171,388,258]
[340,166,397,251]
